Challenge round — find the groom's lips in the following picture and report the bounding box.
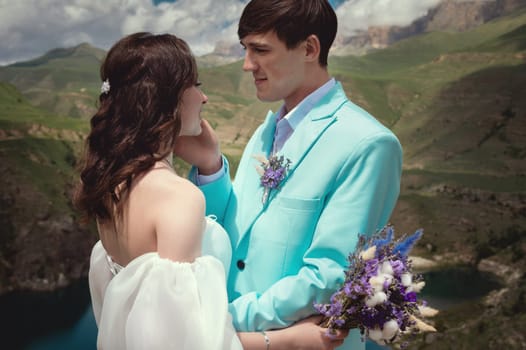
[254,77,267,86]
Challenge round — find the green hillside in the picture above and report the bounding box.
[0,43,104,118]
[0,81,94,294]
[328,9,526,178]
[0,81,85,197]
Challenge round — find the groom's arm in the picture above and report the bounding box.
[229,132,403,331]
[189,156,232,221]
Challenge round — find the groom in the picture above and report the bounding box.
[176,0,402,348]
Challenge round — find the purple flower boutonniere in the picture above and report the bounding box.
[254,154,291,204]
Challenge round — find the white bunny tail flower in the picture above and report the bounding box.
[380,261,394,276]
[368,327,383,342]
[366,291,387,307]
[253,154,268,176]
[382,273,393,287]
[401,273,412,287]
[410,315,437,332]
[381,319,399,340]
[360,245,376,261]
[418,305,439,317]
[409,281,426,293]
[101,79,110,94]
[252,154,269,165]
[369,275,385,292]
[255,165,265,176]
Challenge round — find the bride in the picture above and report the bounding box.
[74,32,346,350]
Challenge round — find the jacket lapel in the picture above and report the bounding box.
[254,110,276,156]
[266,82,348,201]
[236,83,349,243]
[234,111,276,239]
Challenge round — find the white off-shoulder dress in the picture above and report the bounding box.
[88,217,243,350]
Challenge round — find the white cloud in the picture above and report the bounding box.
[0,0,246,65]
[0,0,457,66]
[1,0,126,65]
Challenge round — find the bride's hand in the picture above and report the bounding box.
[173,119,222,174]
[271,315,349,350]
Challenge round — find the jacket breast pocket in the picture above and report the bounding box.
[274,196,322,245]
[277,196,321,212]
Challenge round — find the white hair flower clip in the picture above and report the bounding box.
[100,79,111,94]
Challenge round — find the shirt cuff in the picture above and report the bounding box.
[196,157,226,185]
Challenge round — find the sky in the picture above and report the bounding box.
[0,0,445,66]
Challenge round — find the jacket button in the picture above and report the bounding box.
[236,260,245,270]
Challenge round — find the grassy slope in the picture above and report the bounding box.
[0,44,104,119]
[0,82,92,292]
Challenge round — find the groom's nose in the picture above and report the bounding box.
[242,52,258,72]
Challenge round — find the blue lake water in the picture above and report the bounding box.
[0,266,501,349]
[28,307,97,350]
[0,278,96,349]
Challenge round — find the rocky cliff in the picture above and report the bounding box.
[333,0,526,54]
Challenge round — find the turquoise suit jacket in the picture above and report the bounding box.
[193,82,402,349]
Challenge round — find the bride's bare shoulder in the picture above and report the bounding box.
[133,167,203,203]
[133,168,205,261]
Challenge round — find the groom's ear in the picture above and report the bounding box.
[304,34,321,63]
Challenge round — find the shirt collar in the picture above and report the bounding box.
[276,78,336,130]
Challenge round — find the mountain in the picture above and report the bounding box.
[197,40,245,68]
[0,8,525,348]
[332,0,526,55]
[202,0,526,62]
[0,43,104,119]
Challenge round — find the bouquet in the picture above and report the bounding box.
[314,226,437,346]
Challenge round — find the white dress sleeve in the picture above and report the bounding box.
[88,240,113,327]
[88,218,243,350]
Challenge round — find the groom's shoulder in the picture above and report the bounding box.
[332,99,398,143]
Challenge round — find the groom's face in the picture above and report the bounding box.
[240,31,307,108]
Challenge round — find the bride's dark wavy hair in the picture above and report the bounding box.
[75,32,198,223]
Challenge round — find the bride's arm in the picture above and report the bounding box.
[237,316,348,350]
[154,179,206,263]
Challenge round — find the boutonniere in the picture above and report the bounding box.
[253,154,292,204]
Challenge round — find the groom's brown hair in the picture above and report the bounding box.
[237,0,337,67]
